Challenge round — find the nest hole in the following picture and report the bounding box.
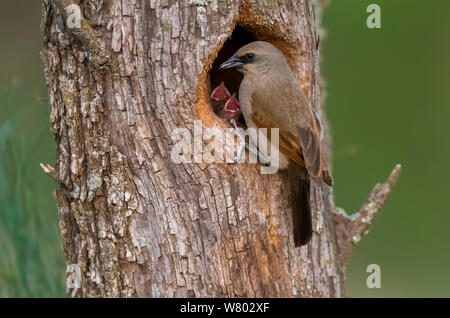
[196,24,296,128]
[207,26,255,124]
[209,26,255,102]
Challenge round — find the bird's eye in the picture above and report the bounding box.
[245,53,255,60]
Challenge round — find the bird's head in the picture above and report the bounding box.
[219,41,288,77]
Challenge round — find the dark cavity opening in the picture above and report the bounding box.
[209,26,255,119]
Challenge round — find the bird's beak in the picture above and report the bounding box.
[219,55,244,70]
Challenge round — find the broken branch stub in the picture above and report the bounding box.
[334,164,402,261]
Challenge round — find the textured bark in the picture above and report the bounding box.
[40,0,399,298]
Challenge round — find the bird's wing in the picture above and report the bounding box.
[296,124,323,184]
[250,91,332,185]
[250,95,305,167]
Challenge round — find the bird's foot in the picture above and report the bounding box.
[230,119,245,163]
[228,120,271,165]
[246,143,271,166]
[258,148,271,166]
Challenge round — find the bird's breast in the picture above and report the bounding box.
[238,78,254,121]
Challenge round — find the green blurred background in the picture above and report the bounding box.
[0,2,65,296]
[0,0,449,297]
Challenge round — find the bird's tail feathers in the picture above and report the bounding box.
[293,177,313,246]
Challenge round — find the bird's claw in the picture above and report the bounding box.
[228,119,270,165]
[230,119,245,163]
[249,144,270,166]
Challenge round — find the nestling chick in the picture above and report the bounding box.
[218,93,242,122]
[211,82,242,122]
[210,81,231,114]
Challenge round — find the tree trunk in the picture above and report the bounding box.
[40,0,400,298]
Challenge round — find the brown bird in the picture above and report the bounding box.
[220,41,333,246]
